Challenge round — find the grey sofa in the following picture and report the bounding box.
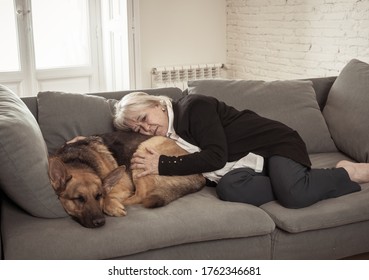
[1,59,369,260]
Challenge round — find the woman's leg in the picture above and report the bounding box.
[268,156,361,208]
[216,168,275,206]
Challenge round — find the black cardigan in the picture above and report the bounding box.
[159,94,311,176]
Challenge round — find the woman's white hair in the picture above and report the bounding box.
[114,91,172,131]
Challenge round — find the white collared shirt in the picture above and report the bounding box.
[164,100,264,183]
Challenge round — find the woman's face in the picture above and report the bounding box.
[126,105,169,136]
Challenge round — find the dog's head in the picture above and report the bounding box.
[48,157,107,228]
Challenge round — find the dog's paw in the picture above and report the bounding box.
[103,200,127,217]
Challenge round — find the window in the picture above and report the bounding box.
[0,0,20,72]
[32,0,90,69]
[101,0,131,91]
[0,0,136,96]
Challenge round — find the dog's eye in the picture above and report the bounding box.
[95,193,103,201]
[75,196,85,203]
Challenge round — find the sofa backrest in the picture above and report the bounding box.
[20,78,337,156]
[182,76,336,111]
[186,77,338,154]
[303,76,336,110]
[22,78,335,118]
[21,87,184,121]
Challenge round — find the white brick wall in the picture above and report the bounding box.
[226,0,369,80]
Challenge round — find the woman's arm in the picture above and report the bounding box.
[131,96,229,177]
[66,136,86,144]
[161,97,229,175]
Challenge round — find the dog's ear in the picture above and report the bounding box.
[48,157,72,195]
[102,165,127,194]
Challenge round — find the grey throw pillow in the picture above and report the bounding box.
[37,91,118,154]
[0,85,67,218]
[323,59,369,163]
[188,79,337,153]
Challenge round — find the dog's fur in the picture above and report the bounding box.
[48,131,205,228]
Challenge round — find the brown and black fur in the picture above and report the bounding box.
[48,131,205,228]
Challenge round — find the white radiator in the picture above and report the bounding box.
[151,63,224,89]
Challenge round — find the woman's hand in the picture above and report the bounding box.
[67,136,86,144]
[131,147,160,178]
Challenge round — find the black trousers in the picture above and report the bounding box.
[216,156,361,208]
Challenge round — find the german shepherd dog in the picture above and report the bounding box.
[48,131,205,228]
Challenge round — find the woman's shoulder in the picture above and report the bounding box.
[173,94,233,119]
[177,94,219,109]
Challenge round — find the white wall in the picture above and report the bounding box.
[137,0,227,88]
[227,0,369,81]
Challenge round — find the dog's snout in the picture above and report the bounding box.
[93,217,105,227]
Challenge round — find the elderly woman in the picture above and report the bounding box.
[112,91,367,208]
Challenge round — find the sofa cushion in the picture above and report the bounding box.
[37,91,118,154]
[261,152,369,233]
[2,187,275,259]
[188,79,337,154]
[323,59,369,163]
[0,85,67,218]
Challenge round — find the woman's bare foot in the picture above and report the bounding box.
[336,160,369,184]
